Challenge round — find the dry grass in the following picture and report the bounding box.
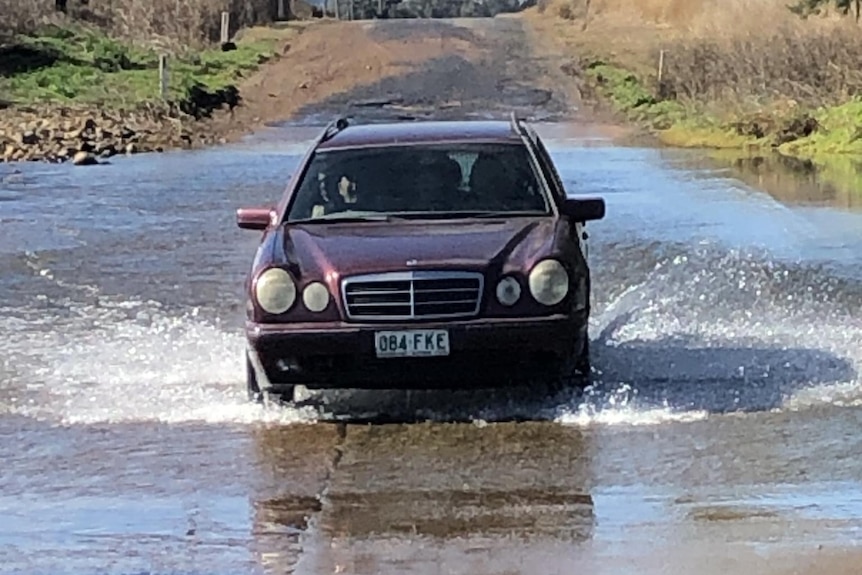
[661,24,862,107]
[655,0,862,108]
[534,0,862,109]
[0,0,277,46]
[0,0,51,35]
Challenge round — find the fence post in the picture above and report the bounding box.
[657,49,665,85]
[277,0,285,19]
[334,0,340,19]
[220,12,230,44]
[159,54,169,99]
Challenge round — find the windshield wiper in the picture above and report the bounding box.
[289,213,393,224]
[470,211,547,218]
[289,211,547,224]
[389,211,546,220]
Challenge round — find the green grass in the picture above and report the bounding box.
[778,99,862,157]
[584,61,687,129]
[580,57,862,158]
[581,57,862,200]
[0,24,278,108]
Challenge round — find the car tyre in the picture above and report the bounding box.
[246,354,298,406]
[246,354,264,403]
[549,338,591,396]
[575,338,591,377]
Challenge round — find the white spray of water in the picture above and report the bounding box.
[4,243,861,428]
[554,244,862,427]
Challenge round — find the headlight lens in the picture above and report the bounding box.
[302,281,330,312]
[495,276,522,306]
[528,259,569,306]
[255,268,296,314]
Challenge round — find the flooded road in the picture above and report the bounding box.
[3,118,862,575]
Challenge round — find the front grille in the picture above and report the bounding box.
[342,271,484,321]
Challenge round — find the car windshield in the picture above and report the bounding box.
[285,142,551,222]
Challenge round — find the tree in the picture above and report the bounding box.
[791,0,861,21]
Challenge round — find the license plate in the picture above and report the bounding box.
[374,330,450,358]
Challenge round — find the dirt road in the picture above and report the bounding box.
[226,15,601,135]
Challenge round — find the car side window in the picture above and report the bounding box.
[452,149,543,202]
[530,134,567,204]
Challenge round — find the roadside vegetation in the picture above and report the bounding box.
[1,0,285,110]
[1,0,278,45]
[0,0,301,162]
[1,24,278,109]
[526,0,862,168]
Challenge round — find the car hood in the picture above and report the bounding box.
[279,218,561,279]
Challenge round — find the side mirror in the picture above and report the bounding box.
[236,207,275,230]
[561,197,605,222]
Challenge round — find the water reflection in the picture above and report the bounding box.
[248,422,596,575]
[663,149,862,211]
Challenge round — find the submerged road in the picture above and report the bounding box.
[3,17,862,575]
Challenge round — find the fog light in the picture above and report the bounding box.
[496,276,522,307]
[302,281,330,312]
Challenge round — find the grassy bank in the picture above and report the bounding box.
[580,58,862,160]
[0,19,303,163]
[1,24,279,111]
[526,0,862,163]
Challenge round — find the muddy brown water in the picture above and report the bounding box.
[4,18,862,575]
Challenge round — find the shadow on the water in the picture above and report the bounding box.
[279,331,854,424]
[590,333,857,415]
[290,380,576,425]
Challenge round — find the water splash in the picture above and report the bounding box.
[553,241,862,426]
[5,304,319,426]
[4,238,862,427]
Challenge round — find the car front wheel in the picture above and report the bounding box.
[548,338,591,395]
[246,353,297,406]
[575,338,590,376]
[246,354,264,403]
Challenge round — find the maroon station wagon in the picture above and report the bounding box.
[236,114,606,405]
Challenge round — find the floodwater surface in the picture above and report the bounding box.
[2,120,862,575]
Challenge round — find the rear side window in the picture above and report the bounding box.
[286,142,552,221]
[530,135,566,204]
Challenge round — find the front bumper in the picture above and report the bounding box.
[246,313,587,391]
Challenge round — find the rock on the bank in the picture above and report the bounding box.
[0,104,223,164]
[72,151,98,166]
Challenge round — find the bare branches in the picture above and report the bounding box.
[0,0,275,45]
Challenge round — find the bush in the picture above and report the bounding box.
[0,0,276,45]
[657,24,862,107]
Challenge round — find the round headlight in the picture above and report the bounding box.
[528,259,569,306]
[495,276,522,307]
[302,281,330,312]
[255,268,296,314]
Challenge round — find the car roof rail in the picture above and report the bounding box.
[509,111,529,137]
[317,116,351,144]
